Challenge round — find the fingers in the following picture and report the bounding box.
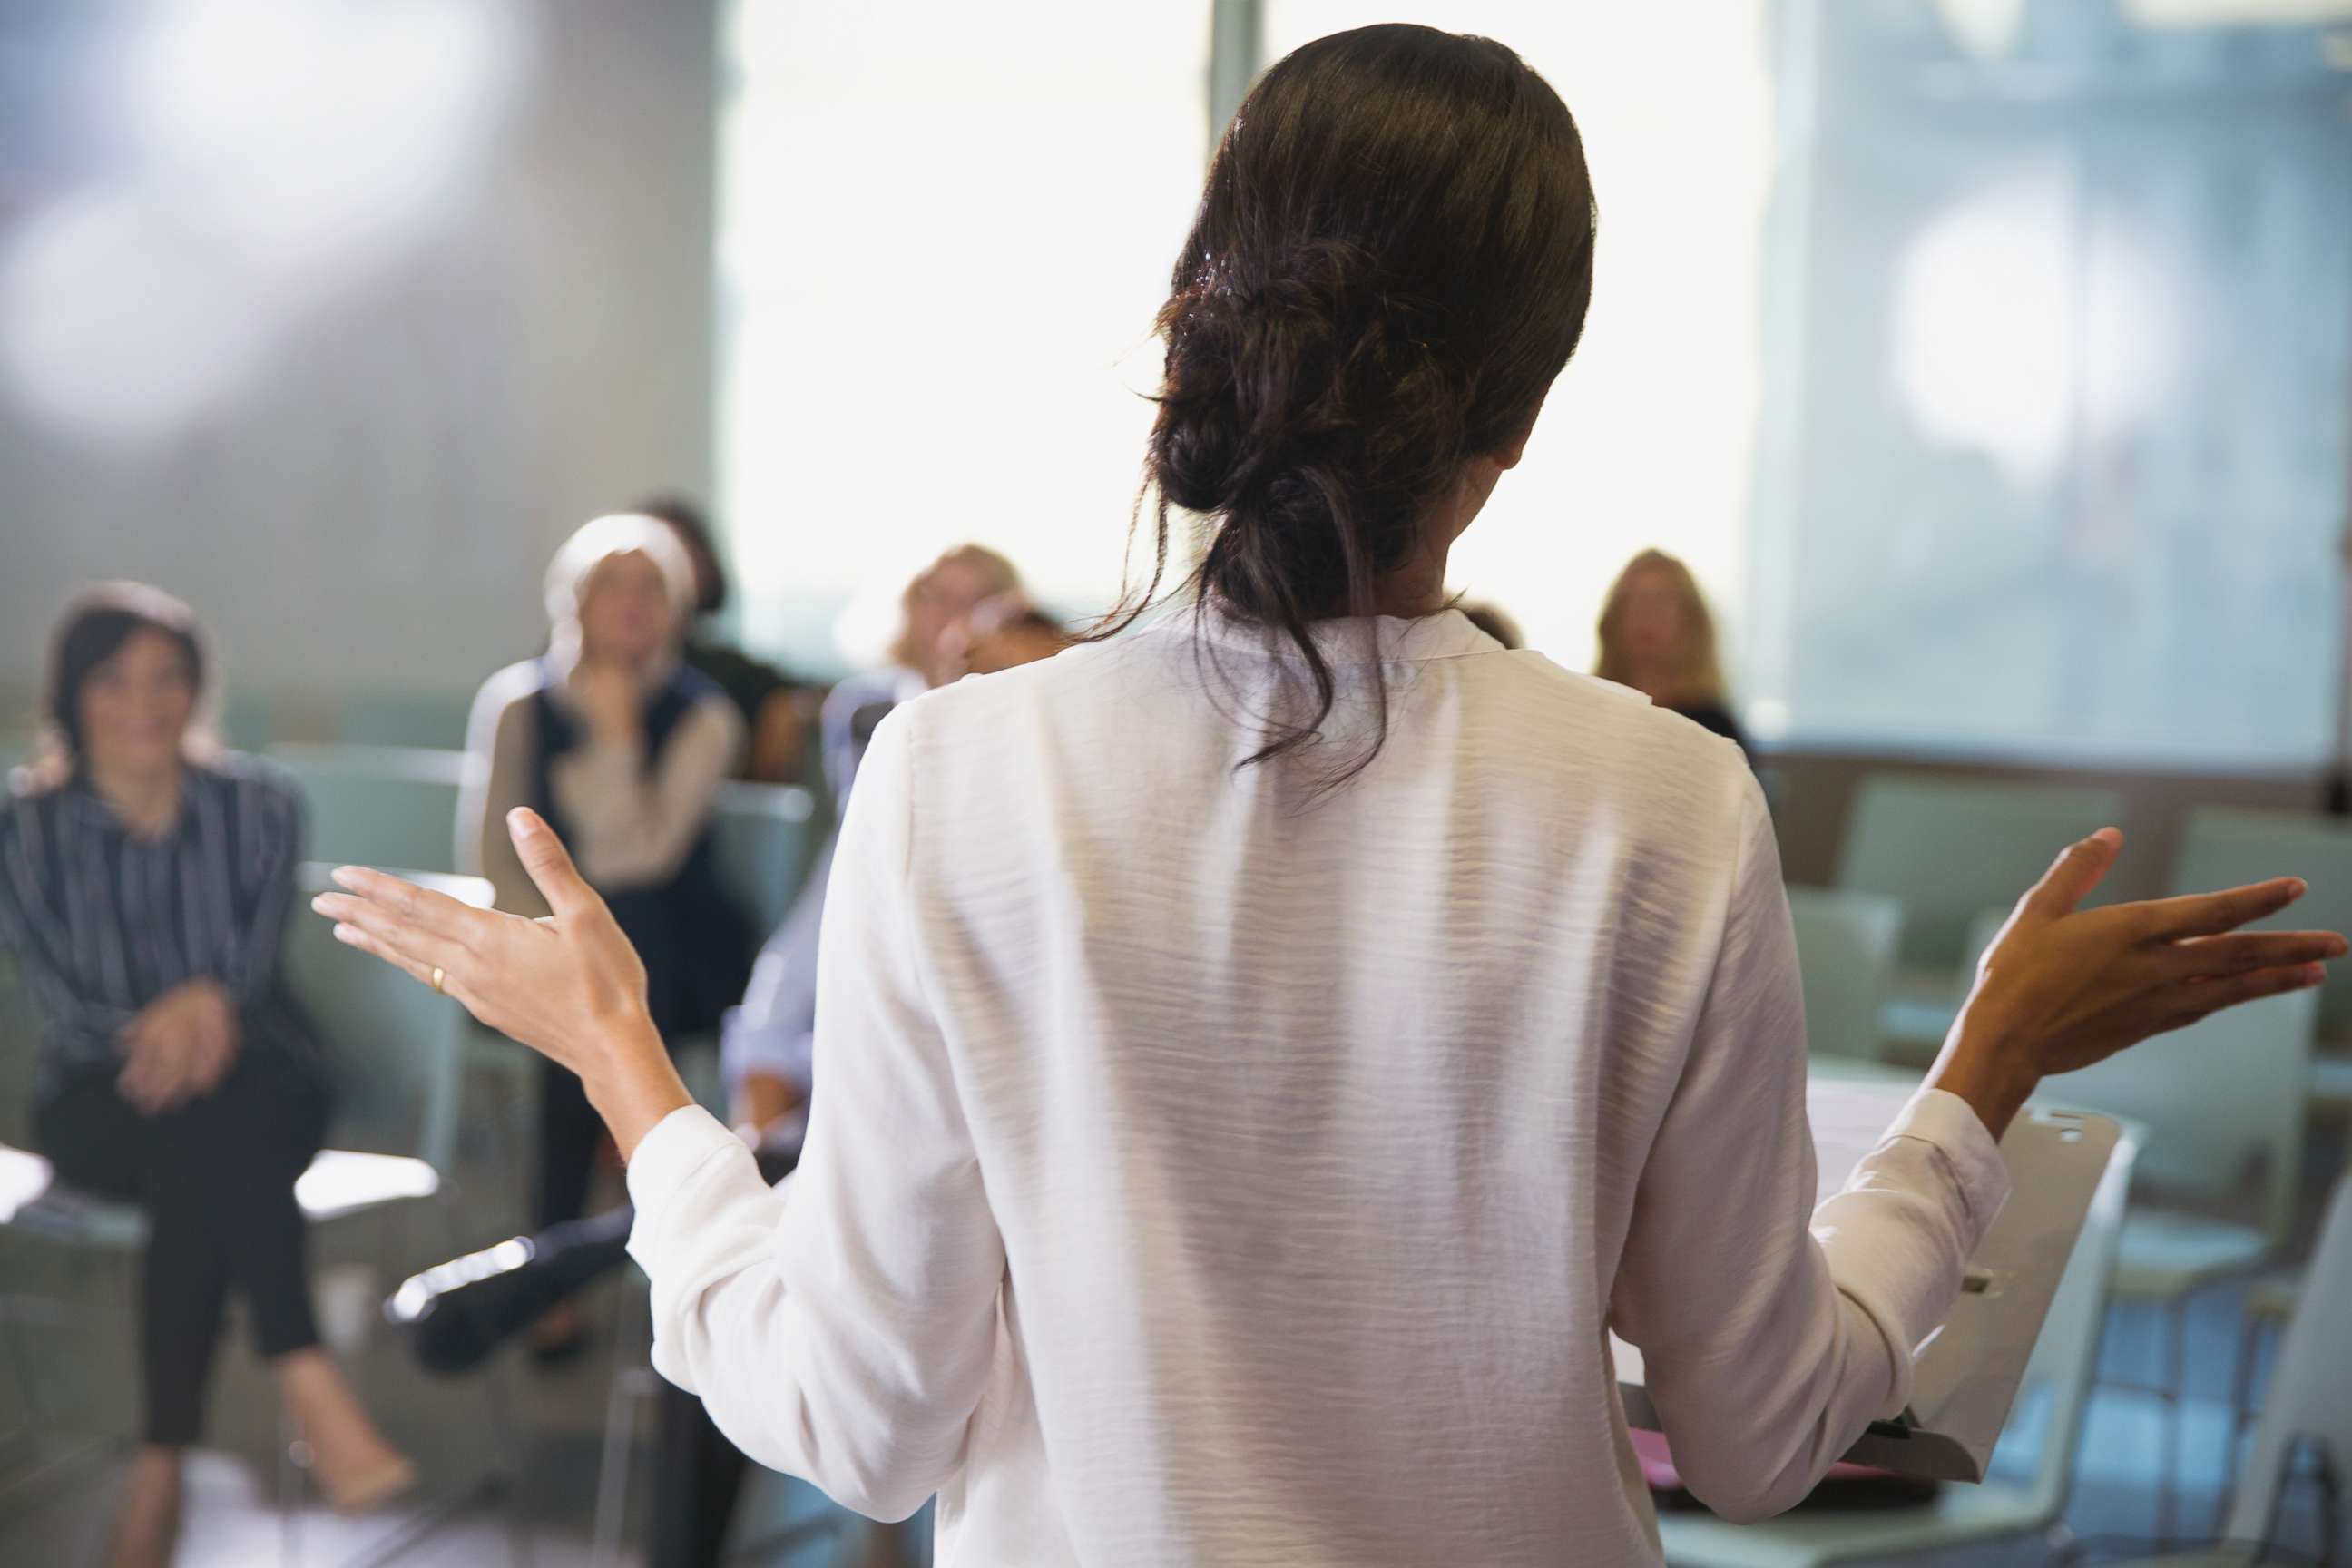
[2023,828,2125,921]
[2156,962,2328,1031]
[328,921,485,1017]
[506,809,601,921]
[118,1040,189,1116]
[2165,929,2347,980]
[2135,877,2307,940]
[312,890,475,979]
[326,866,491,948]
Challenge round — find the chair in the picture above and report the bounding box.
[1654,1123,2136,1567]
[0,867,533,1565]
[221,694,274,752]
[2104,1171,2352,1567]
[1783,888,1903,1063]
[1836,775,2122,1050]
[2160,806,2352,1437]
[710,780,821,943]
[337,693,475,752]
[270,743,470,877]
[2171,806,2352,1089]
[2039,984,2320,1542]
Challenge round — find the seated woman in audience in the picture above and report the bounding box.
[1594,546,1754,759]
[459,515,753,1357]
[819,544,1024,804]
[0,584,412,1568]
[635,494,820,784]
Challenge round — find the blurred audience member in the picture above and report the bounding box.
[397,544,1053,1567]
[942,591,1074,678]
[635,493,820,783]
[1594,548,1752,759]
[460,515,754,1357]
[0,584,412,1568]
[1458,600,1524,650]
[819,544,1023,803]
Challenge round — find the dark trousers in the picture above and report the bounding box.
[652,1383,752,1568]
[535,1060,608,1231]
[34,1058,329,1446]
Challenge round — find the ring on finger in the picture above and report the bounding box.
[430,965,446,995]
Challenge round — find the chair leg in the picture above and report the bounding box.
[0,1292,48,1462]
[482,1355,537,1568]
[2229,1303,2264,1437]
[422,1190,537,1568]
[2158,1295,2184,1547]
[587,1366,639,1568]
[279,1406,306,1568]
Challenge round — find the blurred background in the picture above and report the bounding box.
[3,1,2351,1565]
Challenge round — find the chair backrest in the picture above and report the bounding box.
[2040,986,2317,1243]
[2171,806,2352,1041]
[1989,1132,2134,1513]
[338,693,475,751]
[283,863,489,1175]
[1836,775,2123,971]
[220,694,272,752]
[1784,887,1904,1062]
[270,743,470,877]
[710,780,820,941]
[2220,1171,2352,1547]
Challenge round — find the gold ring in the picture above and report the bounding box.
[430,966,446,995]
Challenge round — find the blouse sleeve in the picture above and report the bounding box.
[1606,773,2010,1523]
[624,706,1005,1522]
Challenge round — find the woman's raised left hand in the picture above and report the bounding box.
[311,808,691,1155]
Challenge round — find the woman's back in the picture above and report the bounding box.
[740,608,1769,1564]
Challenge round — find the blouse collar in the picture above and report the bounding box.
[1181,601,1502,666]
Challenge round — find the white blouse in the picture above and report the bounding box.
[625,608,2008,1567]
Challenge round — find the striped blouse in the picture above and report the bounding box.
[0,759,317,1098]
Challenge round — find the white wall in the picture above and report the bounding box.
[0,0,720,731]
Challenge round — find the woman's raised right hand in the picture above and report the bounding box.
[1930,828,2345,1137]
[312,808,693,1158]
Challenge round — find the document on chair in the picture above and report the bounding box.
[1610,1071,2130,1484]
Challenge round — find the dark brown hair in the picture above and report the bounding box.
[1098,24,1596,781]
[29,582,211,788]
[634,493,728,616]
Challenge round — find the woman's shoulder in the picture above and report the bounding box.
[466,661,550,741]
[473,659,551,708]
[671,664,745,723]
[1465,649,1753,811]
[190,752,305,823]
[0,775,55,836]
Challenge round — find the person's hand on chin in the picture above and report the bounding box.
[310,808,691,1157]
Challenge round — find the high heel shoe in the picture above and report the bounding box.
[318,1452,419,1516]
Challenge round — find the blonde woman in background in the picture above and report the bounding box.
[1595,547,1751,758]
[460,514,754,1358]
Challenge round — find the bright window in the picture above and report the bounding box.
[1745,4,2352,766]
[718,1,1210,671]
[1260,2,1779,681]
